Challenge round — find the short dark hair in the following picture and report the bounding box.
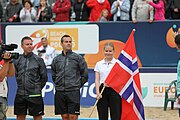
[21,36,32,45]
[24,0,33,7]
[61,35,72,43]
[41,37,47,41]
[175,34,180,45]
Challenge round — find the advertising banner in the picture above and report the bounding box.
[5,24,99,54]
[7,69,177,107]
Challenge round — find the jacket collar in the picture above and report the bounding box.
[23,52,33,58]
[62,50,72,56]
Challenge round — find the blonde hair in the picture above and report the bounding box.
[104,42,115,50]
[101,9,108,17]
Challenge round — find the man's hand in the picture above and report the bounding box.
[2,52,11,61]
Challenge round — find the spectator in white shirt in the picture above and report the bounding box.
[37,37,56,66]
[19,0,37,22]
[111,0,130,21]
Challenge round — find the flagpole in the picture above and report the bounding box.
[88,86,105,118]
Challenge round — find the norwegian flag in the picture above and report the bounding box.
[105,29,145,120]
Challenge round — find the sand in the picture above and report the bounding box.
[6,106,179,120]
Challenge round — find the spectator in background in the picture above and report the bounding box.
[108,0,116,6]
[0,2,3,22]
[22,0,39,9]
[19,0,37,22]
[107,0,116,20]
[22,0,40,10]
[146,0,165,21]
[99,9,109,21]
[70,0,76,21]
[129,0,134,20]
[0,0,8,10]
[165,0,172,19]
[37,37,56,66]
[31,0,40,9]
[111,0,130,21]
[131,0,154,23]
[23,0,50,9]
[48,0,56,7]
[86,0,111,21]
[4,0,23,22]
[37,0,53,22]
[170,0,180,19]
[52,0,71,22]
[73,0,90,21]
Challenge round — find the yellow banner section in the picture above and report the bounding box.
[48,28,78,50]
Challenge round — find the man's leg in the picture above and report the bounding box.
[17,115,26,120]
[28,96,44,119]
[55,91,68,117]
[0,97,7,120]
[69,114,78,120]
[33,115,42,120]
[66,91,80,120]
[14,95,27,120]
[61,113,70,120]
[61,114,78,120]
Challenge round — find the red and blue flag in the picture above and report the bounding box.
[105,29,145,120]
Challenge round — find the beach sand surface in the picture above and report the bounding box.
[6,106,179,120]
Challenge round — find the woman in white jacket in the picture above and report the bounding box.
[19,0,37,23]
[111,0,130,21]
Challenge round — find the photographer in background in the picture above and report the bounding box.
[0,40,15,120]
[37,37,56,66]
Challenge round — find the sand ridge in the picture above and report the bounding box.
[6,106,179,120]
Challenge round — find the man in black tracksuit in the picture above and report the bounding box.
[51,34,88,120]
[14,36,47,120]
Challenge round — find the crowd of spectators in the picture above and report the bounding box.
[0,0,179,23]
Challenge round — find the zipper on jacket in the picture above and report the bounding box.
[63,56,68,91]
[23,58,28,96]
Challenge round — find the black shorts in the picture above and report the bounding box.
[55,90,80,115]
[14,94,44,116]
